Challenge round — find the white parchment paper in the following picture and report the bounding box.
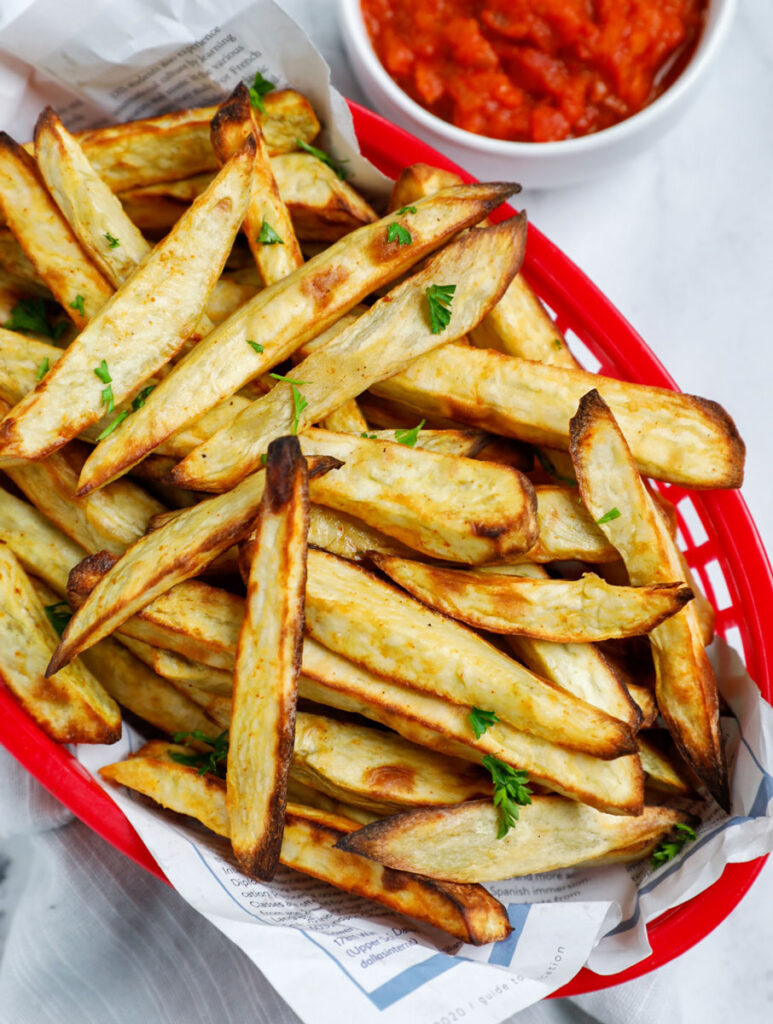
[2,2,772,1020]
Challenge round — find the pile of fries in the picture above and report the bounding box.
[0,74,746,946]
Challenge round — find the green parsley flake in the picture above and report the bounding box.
[296,139,349,180]
[360,431,378,439]
[44,601,72,637]
[170,730,229,778]
[4,298,63,340]
[131,385,155,411]
[469,707,499,740]
[94,359,111,384]
[247,340,264,354]
[104,232,120,249]
[481,755,532,839]
[651,823,697,869]
[596,507,622,525]
[96,409,129,441]
[553,338,563,350]
[70,294,85,315]
[257,219,283,245]
[395,205,417,216]
[270,373,309,435]
[535,450,576,486]
[36,357,50,382]
[248,71,276,114]
[387,222,412,246]
[425,284,455,334]
[394,419,425,448]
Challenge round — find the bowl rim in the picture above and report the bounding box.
[339,0,738,157]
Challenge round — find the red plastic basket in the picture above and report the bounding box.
[1,100,771,1000]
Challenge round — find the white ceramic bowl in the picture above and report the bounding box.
[339,0,737,188]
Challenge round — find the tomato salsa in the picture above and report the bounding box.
[362,0,707,142]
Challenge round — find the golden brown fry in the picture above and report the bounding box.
[304,550,636,759]
[117,635,233,694]
[291,712,492,813]
[0,133,112,323]
[373,343,745,490]
[529,485,619,563]
[374,554,691,641]
[365,427,492,458]
[638,734,693,796]
[0,486,87,595]
[172,215,528,492]
[286,778,381,826]
[228,437,309,879]
[0,543,120,743]
[0,228,49,290]
[299,429,537,562]
[270,152,378,240]
[0,141,256,462]
[211,84,304,285]
[322,398,368,434]
[569,388,728,808]
[336,797,688,882]
[101,749,510,944]
[628,683,659,727]
[77,183,517,495]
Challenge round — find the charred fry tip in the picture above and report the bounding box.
[306,454,345,479]
[33,105,60,143]
[265,434,306,510]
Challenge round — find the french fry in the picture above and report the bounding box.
[372,342,745,490]
[117,635,233,695]
[228,436,309,879]
[322,398,368,434]
[28,92,320,194]
[529,485,618,563]
[76,183,518,495]
[0,140,256,462]
[0,543,120,743]
[100,749,510,944]
[286,779,381,826]
[569,388,729,808]
[638,734,693,796]
[298,429,537,562]
[270,152,378,240]
[211,84,304,284]
[374,554,692,641]
[291,712,492,813]
[0,486,87,595]
[336,797,688,882]
[388,162,578,368]
[172,215,528,492]
[4,439,163,555]
[363,427,491,458]
[0,133,112,323]
[628,683,659,727]
[0,227,49,290]
[303,550,636,759]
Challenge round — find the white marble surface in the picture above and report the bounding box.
[280,0,773,1019]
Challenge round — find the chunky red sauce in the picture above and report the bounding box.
[362,0,707,142]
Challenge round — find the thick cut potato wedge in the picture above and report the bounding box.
[374,555,691,640]
[569,389,728,808]
[50,456,339,672]
[77,183,517,494]
[171,215,528,492]
[0,228,49,289]
[638,734,693,796]
[286,779,381,826]
[0,141,256,462]
[364,427,492,459]
[270,152,378,240]
[211,85,304,285]
[0,543,120,743]
[322,398,368,434]
[292,711,491,813]
[117,635,233,694]
[298,429,537,562]
[228,437,309,879]
[336,797,688,882]
[28,92,320,194]
[101,749,510,945]
[5,440,163,556]
[0,330,62,406]
[529,485,618,563]
[304,550,636,759]
[0,486,87,595]
[388,162,577,368]
[0,133,112,323]
[628,683,658,727]
[372,342,745,490]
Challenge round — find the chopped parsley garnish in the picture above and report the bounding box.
[4,298,66,340]
[651,823,697,869]
[246,339,264,354]
[469,707,499,739]
[36,357,50,382]
[360,431,378,439]
[296,139,349,180]
[44,601,72,636]
[425,284,455,334]
[94,359,114,413]
[247,71,276,114]
[387,222,412,246]
[481,755,532,839]
[104,232,120,249]
[131,385,155,411]
[395,205,417,216]
[553,337,563,350]
[596,507,621,525]
[96,385,155,441]
[70,294,85,315]
[394,419,425,448]
[170,730,229,778]
[260,453,267,465]
[256,219,283,245]
[270,373,309,435]
[535,449,576,486]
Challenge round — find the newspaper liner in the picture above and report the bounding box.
[2,2,772,1020]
